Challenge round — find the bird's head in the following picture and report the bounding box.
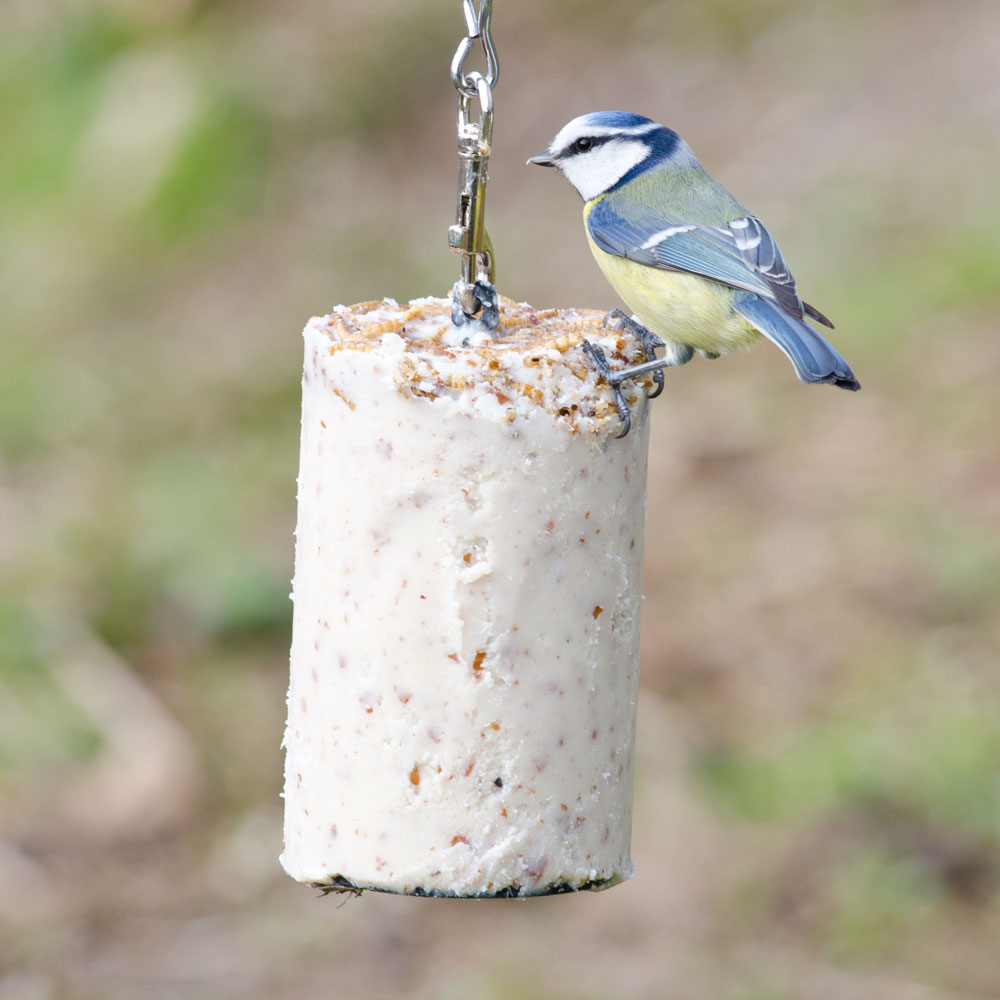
[527,111,693,202]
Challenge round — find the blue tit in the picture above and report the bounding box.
[528,111,859,433]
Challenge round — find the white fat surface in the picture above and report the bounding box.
[280,302,650,895]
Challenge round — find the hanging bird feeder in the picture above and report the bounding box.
[280,0,658,898]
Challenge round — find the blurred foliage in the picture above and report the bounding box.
[1,1,999,998]
[0,599,104,777]
[822,847,942,963]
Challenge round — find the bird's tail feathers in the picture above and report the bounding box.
[733,293,860,391]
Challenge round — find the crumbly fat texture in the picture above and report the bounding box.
[281,296,652,896]
[316,296,651,434]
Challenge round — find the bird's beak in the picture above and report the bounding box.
[526,151,556,167]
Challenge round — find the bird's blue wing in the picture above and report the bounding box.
[585,201,663,266]
[728,216,808,321]
[587,199,819,321]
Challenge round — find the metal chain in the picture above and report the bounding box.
[447,0,499,333]
[450,0,498,96]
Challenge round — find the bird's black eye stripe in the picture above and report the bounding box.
[563,134,614,157]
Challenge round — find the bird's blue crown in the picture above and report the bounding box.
[578,111,657,131]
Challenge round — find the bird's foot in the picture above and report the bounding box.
[603,309,666,398]
[586,314,698,437]
[582,340,633,439]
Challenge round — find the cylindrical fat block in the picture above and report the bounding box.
[281,296,652,897]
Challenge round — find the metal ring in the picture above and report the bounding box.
[456,74,493,141]
[474,73,493,142]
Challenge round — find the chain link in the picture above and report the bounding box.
[450,0,499,97]
[447,0,499,332]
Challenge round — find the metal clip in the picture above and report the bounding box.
[448,74,495,319]
[448,1,499,333]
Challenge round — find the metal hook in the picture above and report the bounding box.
[451,0,499,97]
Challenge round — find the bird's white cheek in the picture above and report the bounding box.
[559,141,648,201]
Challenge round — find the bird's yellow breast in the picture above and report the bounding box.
[584,212,759,356]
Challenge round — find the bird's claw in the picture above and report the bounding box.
[603,309,664,350]
[582,339,632,439]
[603,310,666,398]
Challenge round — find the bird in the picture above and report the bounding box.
[528,111,859,435]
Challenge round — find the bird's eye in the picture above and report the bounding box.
[573,137,593,153]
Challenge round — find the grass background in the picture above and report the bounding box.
[2,0,999,997]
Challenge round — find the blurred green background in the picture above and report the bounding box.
[2,0,999,997]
